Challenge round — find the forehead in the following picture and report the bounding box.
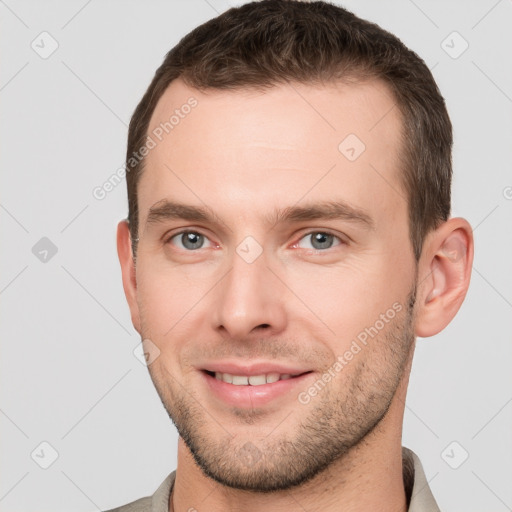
[139,77,405,231]
[147,77,401,152]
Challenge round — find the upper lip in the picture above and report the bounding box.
[200,361,312,376]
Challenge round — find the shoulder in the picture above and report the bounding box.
[102,471,176,512]
[103,496,152,512]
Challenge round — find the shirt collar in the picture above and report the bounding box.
[403,447,441,511]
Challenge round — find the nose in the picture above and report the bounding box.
[211,248,287,340]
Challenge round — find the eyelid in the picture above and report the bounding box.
[163,226,212,242]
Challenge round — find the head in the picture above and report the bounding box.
[118,0,473,493]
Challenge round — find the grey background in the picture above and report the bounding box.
[1,0,511,511]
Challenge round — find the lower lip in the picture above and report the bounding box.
[202,371,314,408]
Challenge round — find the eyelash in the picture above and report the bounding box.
[163,229,347,253]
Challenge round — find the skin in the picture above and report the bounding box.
[117,77,473,512]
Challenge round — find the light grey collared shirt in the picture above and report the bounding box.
[104,447,440,512]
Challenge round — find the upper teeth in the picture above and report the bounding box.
[215,372,293,385]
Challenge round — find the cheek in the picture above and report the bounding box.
[135,263,209,337]
[284,257,410,346]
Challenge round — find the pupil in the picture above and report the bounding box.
[312,232,332,250]
[183,232,203,249]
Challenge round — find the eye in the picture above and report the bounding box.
[166,231,214,251]
[295,231,344,251]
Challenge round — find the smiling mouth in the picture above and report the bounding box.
[203,369,312,386]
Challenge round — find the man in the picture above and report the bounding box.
[111,1,473,510]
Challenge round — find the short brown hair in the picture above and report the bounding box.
[126,0,452,261]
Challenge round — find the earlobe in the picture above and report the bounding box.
[117,220,141,334]
[415,218,474,338]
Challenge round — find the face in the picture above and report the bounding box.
[129,78,418,491]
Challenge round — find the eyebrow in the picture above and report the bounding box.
[144,199,375,231]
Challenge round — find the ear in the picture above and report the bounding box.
[414,217,474,337]
[117,220,141,334]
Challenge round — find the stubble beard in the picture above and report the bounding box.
[145,286,417,493]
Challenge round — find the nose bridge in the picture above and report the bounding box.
[212,243,286,337]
